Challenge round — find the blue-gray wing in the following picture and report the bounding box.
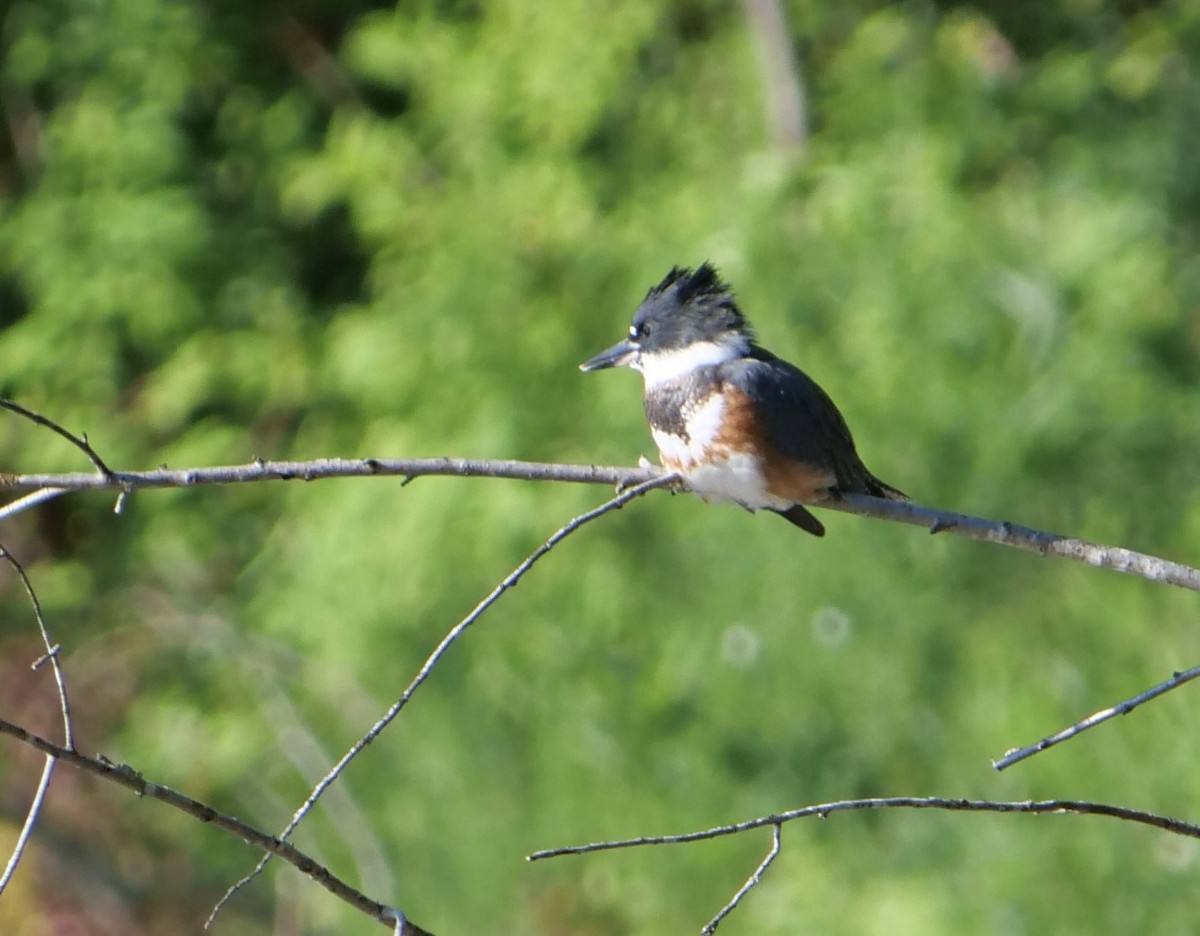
[721,350,904,499]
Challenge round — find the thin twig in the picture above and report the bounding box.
[208,473,679,926]
[0,546,73,749]
[702,823,781,935]
[0,399,112,477]
[1,459,1196,593]
[0,487,69,522]
[528,795,1200,860]
[0,717,436,935]
[993,663,1200,771]
[0,543,74,897]
[0,756,54,895]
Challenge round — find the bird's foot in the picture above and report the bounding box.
[636,455,687,493]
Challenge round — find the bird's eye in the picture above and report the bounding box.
[630,322,650,341]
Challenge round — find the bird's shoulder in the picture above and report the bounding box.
[718,346,832,409]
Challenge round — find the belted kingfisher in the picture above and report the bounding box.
[580,263,906,536]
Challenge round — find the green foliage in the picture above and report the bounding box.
[1,1,1199,932]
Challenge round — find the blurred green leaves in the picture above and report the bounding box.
[1,1,1199,933]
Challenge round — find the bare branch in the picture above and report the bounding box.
[3,457,1197,593]
[0,543,73,897]
[702,823,781,935]
[826,494,1200,592]
[0,487,69,522]
[0,755,54,895]
[0,399,113,477]
[994,663,1200,771]
[0,716,436,934]
[529,795,1200,861]
[742,0,807,147]
[0,457,652,492]
[0,545,73,749]
[210,474,679,925]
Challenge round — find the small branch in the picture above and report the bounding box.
[0,457,651,493]
[0,545,73,749]
[0,487,69,522]
[702,823,781,935]
[0,543,73,897]
[0,717,435,934]
[274,13,364,109]
[210,474,678,925]
[826,494,1200,592]
[529,796,1200,860]
[0,399,112,477]
[994,663,1200,771]
[0,756,54,895]
[742,0,807,147]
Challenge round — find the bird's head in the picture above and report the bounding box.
[580,263,753,387]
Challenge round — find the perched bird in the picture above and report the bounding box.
[580,263,905,536]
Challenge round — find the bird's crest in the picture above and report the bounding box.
[646,263,730,304]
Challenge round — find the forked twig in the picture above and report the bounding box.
[529,795,1200,860]
[207,473,679,927]
[530,797,1200,932]
[0,717,436,934]
[5,398,1200,931]
[702,823,781,935]
[0,399,112,477]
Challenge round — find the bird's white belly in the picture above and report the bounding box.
[684,452,791,511]
[650,394,790,512]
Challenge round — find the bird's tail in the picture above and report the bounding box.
[865,473,908,502]
[776,504,826,537]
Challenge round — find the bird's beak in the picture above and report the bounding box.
[579,338,638,372]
